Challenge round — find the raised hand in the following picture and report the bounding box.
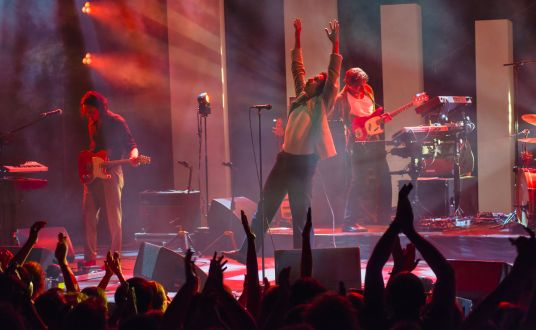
[302,207,312,239]
[394,183,414,235]
[204,252,228,293]
[184,249,198,286]
[55,233,68,265]
[509,227,536,276]
[241,210,255,241]
[294,18,302,49]
[391,235,420,275]
[104,251,114,277]
[28,221,47,245]
[293,18,302,34]
[324,20,339,53]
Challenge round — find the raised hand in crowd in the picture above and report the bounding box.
[390,236,420,278]
[301,207,313,278]
[98,251,125,290]
[7,221,46,273]
[163,248,198,330]
[393,184,460,330]
[240,210,262,317]
[462,227,536,330]
[55,232,79,292]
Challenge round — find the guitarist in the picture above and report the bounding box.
[329,68,392,232]
[80,91,139,266]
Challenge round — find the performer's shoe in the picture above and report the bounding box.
[342,224,368,233]
[223,249,247,265]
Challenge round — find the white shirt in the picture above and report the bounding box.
[347,92,374,117]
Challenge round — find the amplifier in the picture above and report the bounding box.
[139,190,200,233]
[398,177,478,217]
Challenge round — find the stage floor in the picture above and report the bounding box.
[76,222,523,301]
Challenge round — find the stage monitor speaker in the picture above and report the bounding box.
[448,259,512,303]
[16,227,75,262]
[207,197,257,244]
[275,247,361,291]
[133,242,207,292]
[139,190,201,232]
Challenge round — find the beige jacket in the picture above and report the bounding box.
[283,48,341,160]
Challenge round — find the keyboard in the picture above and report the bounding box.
[3,161,48,173]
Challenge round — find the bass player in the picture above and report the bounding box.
[79,91,139,266]
[328,67,392,232]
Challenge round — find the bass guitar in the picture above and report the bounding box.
[78,150,151,184]
[352,92,428,141]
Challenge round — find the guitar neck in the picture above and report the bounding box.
[388,101,414,117]
[103,159,131,167]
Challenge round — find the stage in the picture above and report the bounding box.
[77,221,522,303]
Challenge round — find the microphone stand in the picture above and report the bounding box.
[251,106,268,279]
[222,162,235,212]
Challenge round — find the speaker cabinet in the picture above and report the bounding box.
[139,190,201,232]
[207,197,257,243]
[133,242,207,292]
[275,247,361,291]
[398,176,478,217]
[449,259,511,303]
[16,227,75,262]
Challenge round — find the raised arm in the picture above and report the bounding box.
[301,207,313,278]
[240,210,262,318]
[396,184,457,322]
[463,230,536,330]
[291,18,306,96]
[7,221,46,273]
[163,249,199,330]
[363,186,408,327]
[55,233,80,292]
[324,20,339,54]
[321,20,342,110]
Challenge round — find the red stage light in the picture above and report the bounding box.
[82,53,92,65]
[82,2,91,14]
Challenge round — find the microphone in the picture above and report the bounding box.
[177,160,192,168]
[222,161,234,167]
[40,109,63,118]
[250,104,272,110]
[512,129,530,137]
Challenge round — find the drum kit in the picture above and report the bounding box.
[514,114,536,229]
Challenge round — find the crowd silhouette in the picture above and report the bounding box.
[0,184,535,329]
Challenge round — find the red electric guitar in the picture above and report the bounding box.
[78,150,151,184]
[352,92,428,141]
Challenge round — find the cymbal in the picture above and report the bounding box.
[521,114,536,125]
[519,137,536,143]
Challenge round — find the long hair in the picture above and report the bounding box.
[80,91,111,118]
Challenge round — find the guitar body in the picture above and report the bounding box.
[352,108,384,142]
[78,150,151,184]
[78,150,110,184]
[352,92,429,142]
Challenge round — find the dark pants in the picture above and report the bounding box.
[344,141,392,225]
[239,151,318,253]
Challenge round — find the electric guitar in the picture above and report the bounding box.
[78,150,151,184]
[352,92,428,141]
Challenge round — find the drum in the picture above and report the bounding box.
[516,168,536,227]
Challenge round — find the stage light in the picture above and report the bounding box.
[82,52,92,65]
[197,92,211,116]
[82,2,91,14]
